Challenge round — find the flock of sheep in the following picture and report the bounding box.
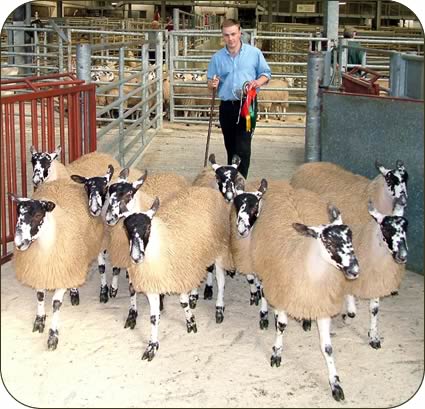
[10,145,408,402]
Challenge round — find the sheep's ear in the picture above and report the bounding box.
[393,197,406,216]
[368,200,384,224]
[42,200,56,212]
[133,169,148,190]
[375,160,390,176]
[292,222,318,238]
[70,174,87,184]
[119,168,130,181]
[146,197,160,219]
[235,179,245,195]
[258,178,268,196]
[106,165,114,182]
[232,154,241,168]
[328,204,342,224]
[8,192,29,203]
[208,153,216,165]
[30,145,37,155]
[51,146,61,160]
[396,160,405,171]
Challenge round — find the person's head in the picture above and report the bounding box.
[151,20,160,29]
[221,19,242,50]
[343,27,357,38]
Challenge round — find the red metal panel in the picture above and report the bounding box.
[0,73,97,265]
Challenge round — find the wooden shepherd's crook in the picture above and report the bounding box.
[204,79,217,167]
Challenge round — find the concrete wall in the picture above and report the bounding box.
[320,91,424,273]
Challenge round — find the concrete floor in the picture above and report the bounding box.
[1,121,423,408]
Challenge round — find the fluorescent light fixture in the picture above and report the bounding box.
[339,2,346,4]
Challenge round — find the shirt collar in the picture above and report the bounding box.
[224,41,245,56]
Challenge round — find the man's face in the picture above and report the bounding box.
[222,24,241,49]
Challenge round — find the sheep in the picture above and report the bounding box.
[257,78,291,122]
[191,153,244,310]
[231,180,360,401]
[10,180,104,350]
[290,160,409,329]
[104,167,190,328]
[341,199,408,349]
[30,146,122,304]
[290,160,408,224]
[121,186,234,361]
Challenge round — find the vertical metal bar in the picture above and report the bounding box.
[67,94,74,161]
[10,103,18,199]
[88,86,97,152]
[59,95,66,155]
[5,104,13,234]
[305,52,325,162]
[1,104,7,261]
[41,99,46,151]
[390,53,405,97]
[173,8,179,31]
[58,35,64,73]
[157,31,163,129]
[31,99,38,148]
[73,92,82,158]
[118,46,125,166]
[47,96,55,151]
[34,29,40,76]
[19,101,27,197]
[76,43,92,83]
[169,32,175,122]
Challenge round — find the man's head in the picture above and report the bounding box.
[221,19,242,51]
[343,26,357,38]
[151,20,160,29]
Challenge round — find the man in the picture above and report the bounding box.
[343,26,364,66]
[207,19,271,179]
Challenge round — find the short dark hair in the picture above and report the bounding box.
[343,27,356,38]
[221,19,240,30]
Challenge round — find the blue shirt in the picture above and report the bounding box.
[207,42,271,101]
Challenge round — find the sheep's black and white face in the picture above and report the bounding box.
[11,195,55,251]
[368,202,408,264]
[376,160,408,206]
[124,213,152,264]
[233,179,267,238]
[123,198,159,264]
[210,154,242,202]
[71,166,114,217]
[105,169,147,226]
[106,181,137,225]
[293,206,359,280]
[30,146,60,187]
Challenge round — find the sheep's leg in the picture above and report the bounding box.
[33,289,46,333]
[69,288,79,306]
[124,279,138,329]
[259,284,269,330]
[109,267,121,298]
[160,293,165,312]
[317,317,345,401]
[142,293,160,361]
[368,298,381,349]
[189,288,199,309]
[302,319,312,331]
[203,264,214,300]
[180,293,197,333]
[47,288,67,351]
[246,274,260,306]
[342,294,356,321]
[98,250,109,303]
[215,264,226,324]
[270,310,288,367]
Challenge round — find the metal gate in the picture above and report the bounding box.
[0,73,97,264]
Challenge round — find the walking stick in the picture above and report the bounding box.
[204,85,217,167]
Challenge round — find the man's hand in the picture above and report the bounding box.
[208,75,220,90]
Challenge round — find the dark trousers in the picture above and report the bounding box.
[219,100,253,179]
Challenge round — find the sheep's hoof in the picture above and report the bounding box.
[347,312,356,319]
[99,285,109,303]
[204,285,213,300]
[70,289,80,306]
[302,319,312,331]
[215,306,225,324]
[160,294,165,312]
[32,315,46,333]
[109,286,118,298]
[270,350,281,368]
[226,269,236,278]
[391,291,399,296]
[189,294,199,309]
[186,317,198,334]
[142,341,159,361]
[331,382,345,401]
[259,311,269,330]
[369,338,381,349]
[47,329,59,351]
[124,309,138,329]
